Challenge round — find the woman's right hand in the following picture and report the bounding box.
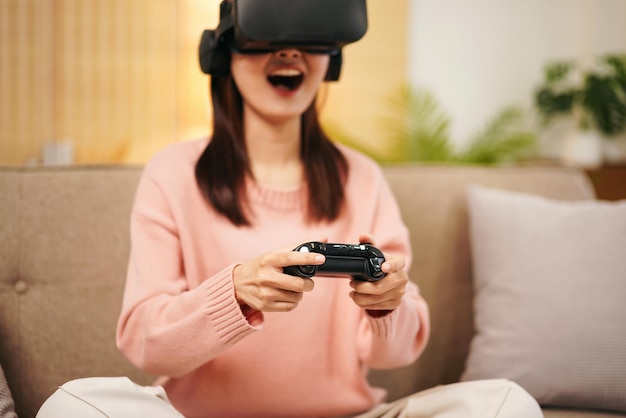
[232,247,325,312]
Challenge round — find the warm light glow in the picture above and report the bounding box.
[0,0,407,166]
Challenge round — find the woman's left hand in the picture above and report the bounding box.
[348,234,408,315]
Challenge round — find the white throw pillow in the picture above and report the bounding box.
[462,184,626,413]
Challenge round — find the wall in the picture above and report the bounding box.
[321,0,409,156]
[0,0,183,165]
[0,0,408,166]
[407,0,626,155]
[5,1,623,166]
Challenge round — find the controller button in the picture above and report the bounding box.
[300,265,316,275]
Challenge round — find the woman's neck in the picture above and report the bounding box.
[243,111,303,189]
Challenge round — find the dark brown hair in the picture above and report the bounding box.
[195,73,348,226]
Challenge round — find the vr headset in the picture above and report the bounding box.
[199,0,368,81]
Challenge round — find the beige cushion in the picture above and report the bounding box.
[462,185,626,413]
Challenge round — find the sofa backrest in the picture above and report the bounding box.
[0,166,150,418]
[0,164,594,417]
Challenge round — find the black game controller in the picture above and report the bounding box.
[284,242,386,281]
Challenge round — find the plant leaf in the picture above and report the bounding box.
[457,107,538,164]
[583,74,626,136]
[380,85,453,162]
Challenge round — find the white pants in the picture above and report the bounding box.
[36,377,543,418]
[36,377,184,418]
[353,379,543,418]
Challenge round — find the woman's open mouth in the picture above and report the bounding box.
[267,68,304,91]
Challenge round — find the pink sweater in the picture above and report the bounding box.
[116,139,430,418]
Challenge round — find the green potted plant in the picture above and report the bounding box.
[378,84,537,165]
[534,54,626,166]
[329,84,538,165]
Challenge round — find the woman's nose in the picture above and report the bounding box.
[276,49,301,59]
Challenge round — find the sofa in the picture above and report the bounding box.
[1,163,624,418]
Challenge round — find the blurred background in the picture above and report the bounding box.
[0,0,625,166]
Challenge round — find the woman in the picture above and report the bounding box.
[116,45,429,417]
[114,42,543,416]
[37,13,543,418]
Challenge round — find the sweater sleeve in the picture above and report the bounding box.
[0,364,17,418]
[356,168,431,369]
[116,164,259,378]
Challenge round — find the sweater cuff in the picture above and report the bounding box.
[367,308,398,338]
[202,264,261,346]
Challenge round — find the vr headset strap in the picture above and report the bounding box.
[199,0,234,76]
[325,50,342,82]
